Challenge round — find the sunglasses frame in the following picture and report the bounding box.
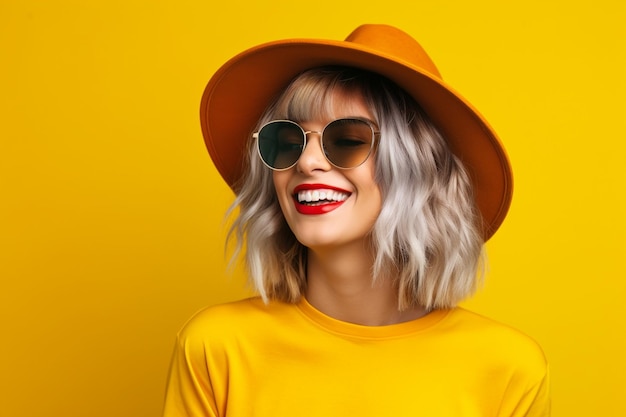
[253,118,379,171]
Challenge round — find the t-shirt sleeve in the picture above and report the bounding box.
[162,330,220,417]
[501,364,551,417]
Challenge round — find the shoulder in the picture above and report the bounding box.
[443,308,548,377]
[446,308,547,356]
[175,297,296,346]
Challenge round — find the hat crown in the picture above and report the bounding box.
[344,24,442,79]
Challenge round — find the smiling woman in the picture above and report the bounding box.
[162,24,549,416]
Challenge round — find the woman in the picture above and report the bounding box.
[163,24,549,416]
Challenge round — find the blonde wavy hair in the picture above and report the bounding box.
[227,67,484,311]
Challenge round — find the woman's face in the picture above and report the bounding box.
[272,90,382,252]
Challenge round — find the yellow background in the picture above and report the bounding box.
[1,1,624,416]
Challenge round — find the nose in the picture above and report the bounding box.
[295,131,331,175]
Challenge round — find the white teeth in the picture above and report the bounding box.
[297,189,349,203]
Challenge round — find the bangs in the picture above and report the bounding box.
[267,67,376,123]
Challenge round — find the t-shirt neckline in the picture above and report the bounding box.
[295,296,452,340]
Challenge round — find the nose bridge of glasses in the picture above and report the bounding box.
[302,129,324,151]
[298,129,331,168]
[303,130,322,140]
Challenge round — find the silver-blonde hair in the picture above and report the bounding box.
[227,67,484,310]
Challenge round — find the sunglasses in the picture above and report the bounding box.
[253,118,379,170]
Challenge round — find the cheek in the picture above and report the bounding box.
[365,186,383,219]
[272,172,290,210]
[359,166,383,217]
[271,171,284,194]
[359,160,381,196]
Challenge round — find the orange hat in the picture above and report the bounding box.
[200,24,512,240]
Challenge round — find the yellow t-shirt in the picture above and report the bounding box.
[163,297,549,416]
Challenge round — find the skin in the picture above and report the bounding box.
[272,90,427,326]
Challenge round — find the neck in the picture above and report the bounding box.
[304,244,427,326]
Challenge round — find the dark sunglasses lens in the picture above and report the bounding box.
[258,121,304,169]
[323,119,374,168]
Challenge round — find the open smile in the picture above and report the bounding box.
[292,184,351,214]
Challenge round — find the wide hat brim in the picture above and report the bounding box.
[200,24,513,240]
